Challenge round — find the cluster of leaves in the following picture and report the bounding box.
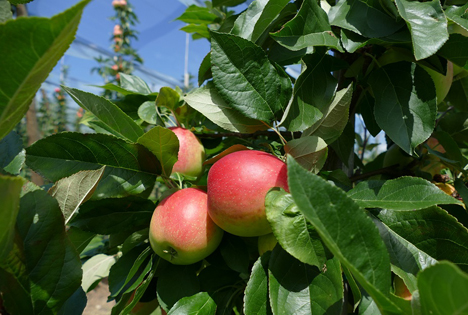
[92,0,142,98]
[3,0,468,314]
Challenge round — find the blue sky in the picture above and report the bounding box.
[28,0,250,93]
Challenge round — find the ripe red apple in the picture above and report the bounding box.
[149,188,223,265]
[207,150,288,237]
[169,127,205,178]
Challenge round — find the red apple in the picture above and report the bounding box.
[149,188,223,265]
[207,150,288,237]
[394,276,412,301]
[169,127,205,178]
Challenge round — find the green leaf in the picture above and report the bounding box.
[0,0,12,23]
[369,62,437,155]
[121,228,150,254]
[108,245,152,298]
[156,87,180,111]
[0,0,90,140]
[268,246,343,315]
[358,91,381,137]
[168,292,217,315]
[180,23,210,39]
[265,188,327,268]
[284,136,328,174]
[120,261,157,315]
[213,0,247,7]
[303,84,353,144]
[376,206,468,272]
[137,126,179,177]
[210,31,290,122]
[26,132,161,181]
[157,264,201,311]
[0,175,23,261]
[0,131,25,175]
[287,157,402,314]
[348,177,462,210]
[138,101,160,125]
[220,234,250,275]
[394,0,448,60]
[119,73,153,95]
[371,214,436,293]
[418,262,468,315]
[67,227,96,256]
[328,0,405,38]
[232,0,290,44]
[70,197,154,235]
[7,0,33,3]
[330,121,355,167]
[198,52,212,86]
[177,5,220,24]
[57,287,87,315]
[63,86,144,142]
[445,3,468,32]
[48,166,106,224]
[438,34,468,69]
[0,189,83,314]
[244,253,272,315]
[81,254,117,292]
[185,84,267,133]
[270,0,343,52]
[282,53,339,131]
[340,29,411,54]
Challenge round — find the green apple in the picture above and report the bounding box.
[169,127,205,178]
[149,188,224,265]
[258,233,278,256]
[207,150,288,237]
[383,144,413,168]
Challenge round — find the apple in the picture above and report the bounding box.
[394,276,412,301]
[435,182,456,196]
[258,233,278,256]
[169,127,205,178]
[383,144,413,168]
[149,188,223,265]
[207,150,288,237]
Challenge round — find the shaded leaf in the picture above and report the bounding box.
[156,87,180,111]
[0,175,23,261]
[369,62,436,155]
[0,130,24,175]
[348,177,462,210]
[268,246,343,315]
[0,189,83,314]
[0,0,90,140]
[70,196,154,235]
[57,287,87,315]
[437,34,468,69]
[48,166,106,224]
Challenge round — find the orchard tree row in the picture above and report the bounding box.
[2,0,468,314]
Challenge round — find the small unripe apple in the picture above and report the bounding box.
[258,233,277,256]
[207,150,288,237]
[169,127,205,178]
[114,25,123,36]
[383,144,413,168]
[149,188,223,265]
[394,276,412,301]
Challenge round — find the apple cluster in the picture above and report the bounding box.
[149,128,287,265]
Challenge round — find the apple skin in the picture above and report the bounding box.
[207,150,288,237]
[258,233,278,256]
[149,188,224,265]
[169,127,205,178]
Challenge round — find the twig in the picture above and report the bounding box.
[349,166,399,182]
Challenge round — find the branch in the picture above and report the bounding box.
[349,165,401,182]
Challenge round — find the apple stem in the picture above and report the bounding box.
[170,110,182,128]
[262,121,286,145]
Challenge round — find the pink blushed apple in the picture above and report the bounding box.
[169,127,205,178]
[207,150,288,237]
[149,188,223,265]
